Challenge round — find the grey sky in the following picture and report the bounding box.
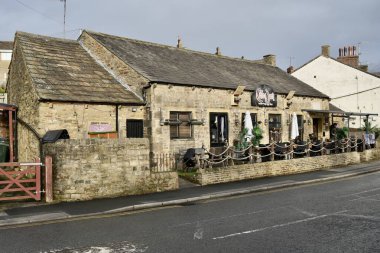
[1,0,379,71]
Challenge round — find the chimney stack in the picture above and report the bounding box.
[263,54,276,67]
[177,36,183,48]
[215,47,221,56]
[321,45,330,57]
[337,45,359,68]
[287,66,294,74]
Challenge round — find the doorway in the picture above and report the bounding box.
[210,113,228,147]
[312,118,320,140]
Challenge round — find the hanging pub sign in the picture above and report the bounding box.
[251,84,277,107]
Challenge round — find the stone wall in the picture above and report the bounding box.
[147,84,330,154]
[43,138,178,201]
[197,148,380,186]
[7,42,41,161]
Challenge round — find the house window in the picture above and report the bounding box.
[210,113,228,147]
[126,119,143,138]
[241,113,257,130]
[269,114,282,142]
[170,112,192,139]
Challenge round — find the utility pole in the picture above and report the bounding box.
[60,0,67,38]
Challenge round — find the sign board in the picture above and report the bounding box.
[251,84,277,107]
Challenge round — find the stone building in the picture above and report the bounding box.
[291,45,380,129]
[8,31,330,161]
[7,32,144,161]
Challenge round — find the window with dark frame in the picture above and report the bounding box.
[170,112,192,139]
[126,119,144,138]
[269,114,282,142]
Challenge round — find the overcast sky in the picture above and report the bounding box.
[1,0,379,71]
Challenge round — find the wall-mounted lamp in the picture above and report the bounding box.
[286,119,290,125]
[264,119,268,125]
[307,119,311,125]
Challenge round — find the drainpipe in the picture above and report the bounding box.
[116,105,119,136]
[17,117,43,162]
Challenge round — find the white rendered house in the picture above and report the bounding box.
[291,45,380,129]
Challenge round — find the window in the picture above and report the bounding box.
[127,119,143,138]
[269,114,282,142]
[241,113,257,130]
[210,113,228,147]
[170,112,192,139]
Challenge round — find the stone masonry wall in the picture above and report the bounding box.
[38,102,145,140]
[197,148,380,186]
[7,42,40,162]
[43,138,178,201]
[147,84,330,155]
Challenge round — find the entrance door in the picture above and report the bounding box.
[210,113,228,147]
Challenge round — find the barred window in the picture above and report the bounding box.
[126,120,143,138]
[170,112,192,139]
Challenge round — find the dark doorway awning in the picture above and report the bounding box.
[301,109,378,118]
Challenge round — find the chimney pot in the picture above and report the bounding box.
[215,47,221,56]
[177,36,183,48]
[321,45,330,57]
[287,66,294,74]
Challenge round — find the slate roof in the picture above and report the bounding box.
[15,32,143,104]
[0,41,13,50]
[85,31,328,98]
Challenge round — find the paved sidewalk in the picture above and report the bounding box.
[1,160,380,227]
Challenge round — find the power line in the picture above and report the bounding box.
[15,0,62,25]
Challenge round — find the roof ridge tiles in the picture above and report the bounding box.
[84,30,271,66]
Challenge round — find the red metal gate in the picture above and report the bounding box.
[0,158,42,201]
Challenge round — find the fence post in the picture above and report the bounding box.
[249,146,253,164]
[35,157,41,201]
[45,156,53,203]
[306,140,310,157]
[270,142,275,161]
[321,140,325,155]
[362,134,366,151]
[289,141,294,159]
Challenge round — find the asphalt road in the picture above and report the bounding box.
[1,172,379,253]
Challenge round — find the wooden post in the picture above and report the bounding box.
[306,140,310,157]
[270,142,275,161]
[249,146,253,164]
[289,141,294,159]
[321,140,325,155]
[45,156,53,203]
[35,157,41,201]
[362,134,366,151]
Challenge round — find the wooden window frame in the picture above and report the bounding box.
[170,111,192,139]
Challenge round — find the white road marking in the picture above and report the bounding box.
[193,221,204,240]
[337,187,380,198]
[289,207,316,217]
[336,213,380,221]
[40,241,148,253]
[171,209,265,228]
[349,193,380,202]
[213,210,347,240]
